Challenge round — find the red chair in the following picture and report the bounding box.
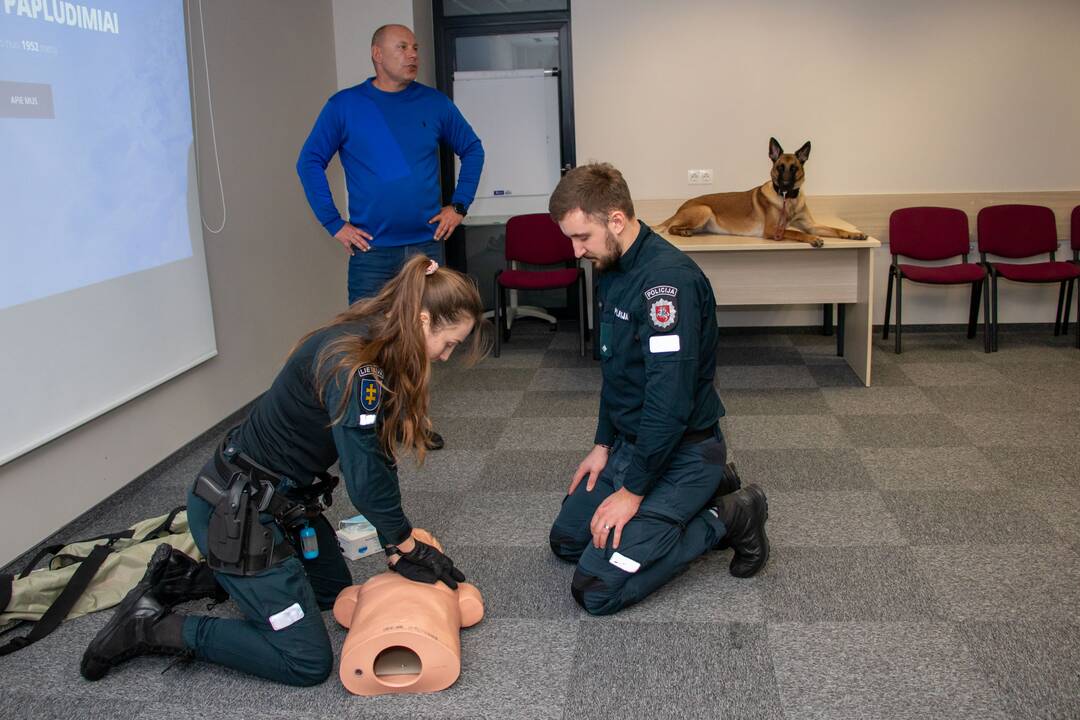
[977,204,1080,351]
[1056,205,1080,340]
[883,207,989,353]
[493,213,586,358]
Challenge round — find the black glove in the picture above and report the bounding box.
[387,540,466,589]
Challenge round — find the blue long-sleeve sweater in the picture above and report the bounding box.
[296,79,484,247]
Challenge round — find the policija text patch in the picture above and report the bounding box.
[643,285,678,332]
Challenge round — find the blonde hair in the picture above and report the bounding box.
[293,255,489,463]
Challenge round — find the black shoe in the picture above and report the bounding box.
[81,545,190,681]
[709,463,743,550]
[425,430,445,451]
[714,484,769,578]
[149,545,227,608]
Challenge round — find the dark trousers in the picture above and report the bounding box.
[347,240,445,304]
[181,458,352,686]
[549,430,730,615]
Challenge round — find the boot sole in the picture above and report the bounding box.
[730,485,770,579]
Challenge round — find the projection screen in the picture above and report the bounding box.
[0,0,216,465]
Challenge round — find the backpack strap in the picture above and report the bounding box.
[0,543,113,656]
[140,506,186,541]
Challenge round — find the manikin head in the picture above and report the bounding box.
[548,163,638,272]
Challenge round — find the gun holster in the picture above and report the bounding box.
[193,469,292,576]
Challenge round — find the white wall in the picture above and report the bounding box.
[332,0,435,90]
[570,0,1080,326]
[0,1,345,566]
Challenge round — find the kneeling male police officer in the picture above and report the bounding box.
[547,163,770,615]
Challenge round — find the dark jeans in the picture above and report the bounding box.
[347,240,446,304]
[548,429,730,616]
[182,457,351,686]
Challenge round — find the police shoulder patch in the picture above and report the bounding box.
[643,285,678,332]
[355,364,385,414]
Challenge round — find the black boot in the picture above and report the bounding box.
[425,430,445,451]
[81,545,191,681]
[710,463,743,550]
[713,484,770,578]
[149,545,227,608]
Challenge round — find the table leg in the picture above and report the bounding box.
[843,247,874,386]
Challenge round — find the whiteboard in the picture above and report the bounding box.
[453,69,561,217]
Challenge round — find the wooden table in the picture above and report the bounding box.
[638,201,881,386]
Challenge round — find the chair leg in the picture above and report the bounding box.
[823,303,833,336]
[894,274,903,354]
[1054,281,1066,336]
[493,281,502,358]
[1075,277,1080,349]
[981,277,991,353]
[836,303,845,357]
[1062,278,1074,336]
[882,267,894,340]
[990,272,999,352]
[967,280,980,338]
[577,274,586,358]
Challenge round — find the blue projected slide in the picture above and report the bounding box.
[0,1,193,309]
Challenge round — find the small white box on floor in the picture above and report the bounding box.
[336,514,380,560]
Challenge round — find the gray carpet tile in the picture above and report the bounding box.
[837,413,970,448]
[766,490,906,547]
[511,390,602,417]
[858,447,1003,492]
[767,622,1011,720]
[474,450,581,492]
[4,329,1078,720]
[954,412,1080,448]
[723,415,853,450]
[526,367,602,392]
[820,386,938,414]
[429,389,524,418]
[442,491,565,548]
[879,490,1060,545]
[715,365,818,389]
[538,348,597,368]
[395,449,490,493]
[716,346,807,366]
[719,388,830,416]
[493,417,597,452]
[983,446,1080,490]
[732,448,874,491]
[564,622,785,720]
[912,544,1080,622]
[447,545,579,619]
[897,361,1013,386]
[806,363,873,387]
[959,620,1080,720]
[760,547,944,622]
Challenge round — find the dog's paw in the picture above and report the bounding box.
[811,238,824,248]
[852,233,868,241]
[671,228,694,237]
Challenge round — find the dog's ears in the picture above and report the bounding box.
[768,137,783,162]
[795,141,811,164]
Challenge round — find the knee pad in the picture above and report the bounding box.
[570,569,610,614]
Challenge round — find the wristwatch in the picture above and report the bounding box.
[451,202,467,217]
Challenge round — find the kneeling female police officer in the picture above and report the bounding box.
[82,255,487,686]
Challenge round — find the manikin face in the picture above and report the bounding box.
[422,314,474,362]
[558,209,622,272]
[372,26,419,87]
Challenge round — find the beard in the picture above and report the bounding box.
[588,229,622,272]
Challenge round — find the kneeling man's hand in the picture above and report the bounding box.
[590,488,642,550]
[569,444,609,495]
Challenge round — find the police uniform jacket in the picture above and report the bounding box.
[595,222,725,496]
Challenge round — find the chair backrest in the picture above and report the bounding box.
[977,204,1058,259]
[889,207,970,261]
[1071,205,1080,252]
[504,213,575,265]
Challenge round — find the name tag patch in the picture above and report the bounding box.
[609,551,641,574]
[268,602,305,631]
[614,307,629,321]
[649,334,681,353]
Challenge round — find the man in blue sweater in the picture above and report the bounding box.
[297,23,484,449]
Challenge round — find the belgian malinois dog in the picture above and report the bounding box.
[657,138,868,248]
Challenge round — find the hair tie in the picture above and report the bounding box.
[425,260,439,276]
